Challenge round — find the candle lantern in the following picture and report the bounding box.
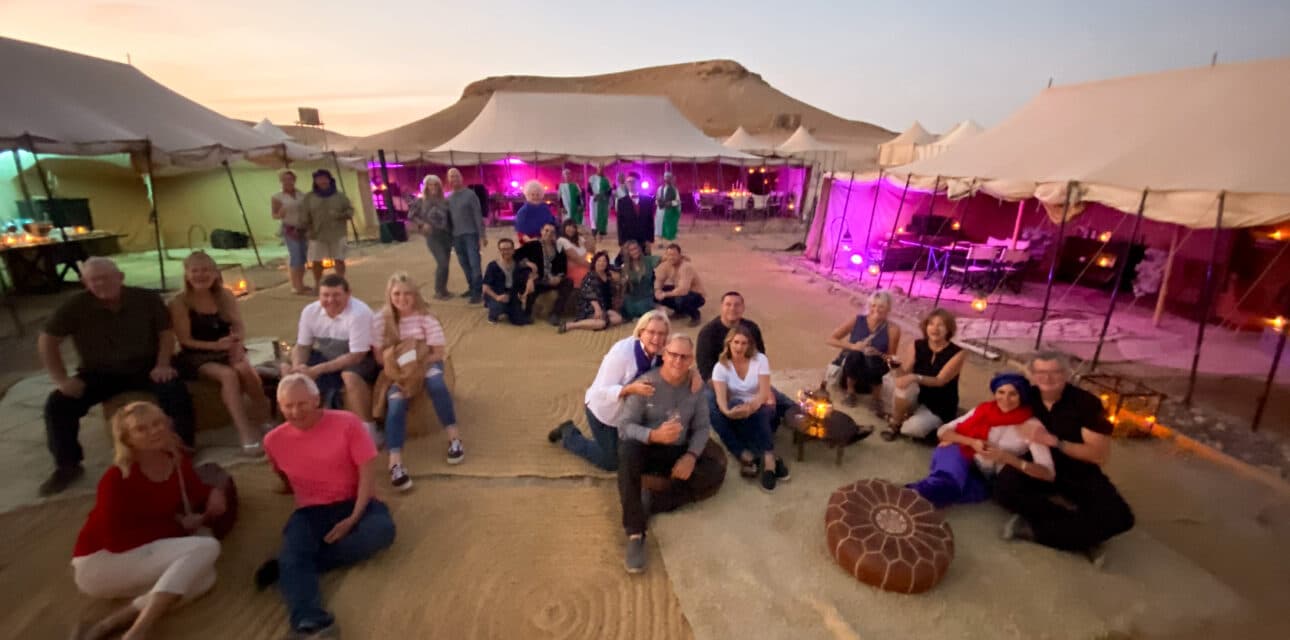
[1098,231,1113,243]
[970,294,988,313]
[1079,374,1166,438]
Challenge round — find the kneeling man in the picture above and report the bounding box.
[617,334,724,573]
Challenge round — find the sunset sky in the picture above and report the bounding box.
[3,0,1288,136]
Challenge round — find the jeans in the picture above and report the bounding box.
[45,370,195,468]
[705,387,793,459]
[384,364,457,452]
[486,296,532,325]
[283,231,309,269]
[994,460,1135,551]
[560,406,620,471]
[453,233,483,298]
[426,231,454,296]
[658,285,705,321]
[278,500,396,631]
[908,445,990,509]
[618,439,724,535]
[709,404,776,460]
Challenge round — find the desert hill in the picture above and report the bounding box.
[353,60,892,167]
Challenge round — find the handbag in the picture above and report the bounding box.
[177,459,239,540]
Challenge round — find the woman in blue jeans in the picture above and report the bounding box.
[711,324,789,492]
[371,273,462,491]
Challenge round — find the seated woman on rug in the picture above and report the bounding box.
[711,324,789,492]
[558,219,593,287]
[826,290,901,408]
[559,250,624,333]
[70,401,226,640]
[907,372,1054,508]
[881,308,967,443]
[370,272,463,490]
[620,240,661,319]
[169,250,272,457]
[514,180,558,245]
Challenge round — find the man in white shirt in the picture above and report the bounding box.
[285,274,379,434]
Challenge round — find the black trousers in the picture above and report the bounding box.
[618,439,724,535]
[994,462,1135,551]
[658,285,705,321]
[45,370,195,468]
[841,351,887,393]
[526,278,574,317]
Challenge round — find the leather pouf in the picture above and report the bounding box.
[825,479,954,594]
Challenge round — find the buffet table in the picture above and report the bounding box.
[0,231,122,294]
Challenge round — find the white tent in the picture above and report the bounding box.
[776,125,836,154]
[251,118,293,143]
[876,121,934,167]
[722,126,775,154]
[427,92,763,164]
[914,120,983,161]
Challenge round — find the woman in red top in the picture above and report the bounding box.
[71,401,226,640]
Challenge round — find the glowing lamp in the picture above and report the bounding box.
[586,254,593,263]
[748,168,755,174]
[236,279,248,291]
[734,225,744,233]
[849,254,863,265]
[321,258,335,269]
[1096,255,1116,268]
[641,181,650,190]
[951,221,961,231]
[510,180,519,189]
[3,235,15,246]
[1099,393,1111,405]
[897,226,905,234]
[1271,230,1284,241]
[75,225,88,234]
[797,385,834,425]
[841,243,851,252]
[971,295,988,313]
[867,264,880,276]
[1145,415,1157,425]
[788,203,795,210]
[759,167,766,174]
[1272,316,1287,331]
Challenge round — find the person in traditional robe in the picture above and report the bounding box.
[559,169,584,225]
[655,172,682,241]
[587,166,612,239]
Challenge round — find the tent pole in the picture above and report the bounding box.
[1252,323,1287,431]
[22,135,69,241]
[1153,226,1181,327]
[534,151,539,181]
[859,171,885,282]
[221,159,263,267]
[1184,191,1226,406]
[907,175,940,298]
[143,141,167,290]
[1091,188,1148,369]
[1010,200,1026,249]
[878,174,912,288]
[933,178,975,308]
[2,145,36,330]
[329,151,360,242]
[1034,182,1075,349]
[826,173,856,277]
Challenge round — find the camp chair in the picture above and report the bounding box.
[992,248,1031,293]
[944,244,1001,292]
[752,194,769,217]
[730,194,749,222]
[767,193,782,217]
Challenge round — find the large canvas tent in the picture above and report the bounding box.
[876,121,934,167]
[914,120,983,161]
[722,126,775,155]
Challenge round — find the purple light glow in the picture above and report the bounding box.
[507,157,526,165]
[641,181,650,190]
[366,162,404,169]
[849,254,864,265]
[510,180,519,188]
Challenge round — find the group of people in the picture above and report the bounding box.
[38,176,1133,636]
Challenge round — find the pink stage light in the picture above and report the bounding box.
[641,181,651,190]
[510,180,519,188]
[841,244,851,252]
[366,162,404,168]
[849,254,863,265]
[507,157,526,165]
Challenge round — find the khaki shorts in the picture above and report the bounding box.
[307,238,347,262]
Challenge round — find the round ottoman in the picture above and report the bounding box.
[825,479,954,594]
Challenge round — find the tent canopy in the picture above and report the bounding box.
[427,92,765,164]
[723,126,775,154]
[776,125,838,154]
[915,120,983,161]
[877,121,935,167]
[0,37,335,171]
[251,119,292,142]
[886,57,1290,228]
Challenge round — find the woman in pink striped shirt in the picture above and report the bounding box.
[371,273,461,490]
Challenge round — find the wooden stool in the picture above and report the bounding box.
[403,357,458,439]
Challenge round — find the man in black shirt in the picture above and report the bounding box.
[696,292,795,432]
[516,222,573,325]
[997,352,1134,561]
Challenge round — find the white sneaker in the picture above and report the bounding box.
[390,464,413,491]
[446,439,465,465]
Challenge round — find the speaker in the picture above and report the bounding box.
[210,229,249,249]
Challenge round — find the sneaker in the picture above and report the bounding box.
[254,558,280,590]
[239,442,266,459]
[459,291,472,298]
[1001,514,1034,542]
[285,621,339,639]
[488,317,499,325]
[446,439,465,465]
[434,292,453,301]
[759,468,777,493]
[773,457,791,481]
[1085,544,1108,569]
[468,296,483,305]
[38,465,84,497]
[390,464,413,491]
[625,534,647,574]
[548,420,574,444]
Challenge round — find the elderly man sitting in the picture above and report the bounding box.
[38,257,195,496]
[256,374,396,639]
[617,334,725,573]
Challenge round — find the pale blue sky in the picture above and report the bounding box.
[2,0,1288,135]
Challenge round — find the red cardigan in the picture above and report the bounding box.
[73,455,211,557]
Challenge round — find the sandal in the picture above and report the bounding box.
[557,322,569,334]
[739,457,758,478]
[879,421,901,442]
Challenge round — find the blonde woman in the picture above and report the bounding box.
[514,179,557,244]
[711,324,788,492]
[408,174,455,300]
[827,290,901,407]
[270,170,309,294]
[169,251,270,456]
[370,273,461,489]
[70,401,225,640]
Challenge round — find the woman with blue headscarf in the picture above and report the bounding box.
[908,372,1055,508]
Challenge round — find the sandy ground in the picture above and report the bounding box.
[0,230,1286,639]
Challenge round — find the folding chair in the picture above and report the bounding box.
[945,244,1001,292]
[992,248,1031,293]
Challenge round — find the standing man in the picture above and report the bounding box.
[37,257,195,496]
[588,166,612,239]
[655,172,682,241]
[298,169,355,291]
[559,169,584,225]
[695,291,795,405]
[286,274,380,440]
[447,168,487,304]
[617,334,725,573]
[996,352,1135,563]
[653,243,706,326]
[616,172,656,255]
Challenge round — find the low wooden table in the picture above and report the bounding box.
[784,406,872,465]
[0,232,122,293]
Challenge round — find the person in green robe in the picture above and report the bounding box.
[655,171,682,241]
[559,169,584,225]
[620,239,662,319]
[587,166,612,238]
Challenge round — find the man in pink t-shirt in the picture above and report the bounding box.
[256,374,395,638]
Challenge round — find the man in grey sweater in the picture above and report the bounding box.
[617,333,724,573]
[447,168,487,303]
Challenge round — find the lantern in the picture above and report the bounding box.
[951,221,961,231]
[1098,231,1113,242]
[734,225,743,233]
[1272,316,1286,331]
[896,226,905,234]
[849,254,863,265]
[867,264,880,276]
[1096,255,1116,268]
[1271,230,1284,241]
[971,294,988,313]
[322,258,335,269]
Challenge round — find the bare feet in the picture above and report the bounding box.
[81,606,138,640]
